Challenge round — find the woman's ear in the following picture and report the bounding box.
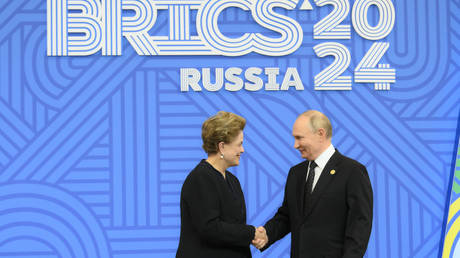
[217,142,225,153]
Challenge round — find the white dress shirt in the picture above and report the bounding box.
[306,144,335,191]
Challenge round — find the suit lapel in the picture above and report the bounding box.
[296,161,309,215]
[304,150,343,218]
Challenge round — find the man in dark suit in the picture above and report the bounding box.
[253,110,373,258]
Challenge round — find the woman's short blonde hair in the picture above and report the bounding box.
[202,111,246,154]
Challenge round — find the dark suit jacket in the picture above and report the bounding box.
[176,160,255,258]
[263,150,373,258]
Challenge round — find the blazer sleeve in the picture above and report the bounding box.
[343,164,373,258]
[182,172,255,247]
[261,168,293,251]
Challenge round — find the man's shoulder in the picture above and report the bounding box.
[290,160,309,171]
[337,153,366,170]
[334,152,369,180]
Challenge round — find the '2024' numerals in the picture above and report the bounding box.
[312,0,395,90]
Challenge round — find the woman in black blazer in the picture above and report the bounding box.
[176,111,263,258]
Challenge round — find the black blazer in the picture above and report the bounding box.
[176,160,255,258]
[263,150,373,258]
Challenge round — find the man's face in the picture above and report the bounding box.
[292,116,322,161]
[222,130,245,167]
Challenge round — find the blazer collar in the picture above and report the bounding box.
[297,161,309,214]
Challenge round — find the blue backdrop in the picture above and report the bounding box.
[0,0,459,257]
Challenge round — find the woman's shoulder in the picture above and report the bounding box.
[184,160,214,183]
[181,160,218,196]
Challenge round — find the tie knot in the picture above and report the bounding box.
[309,161,317,170]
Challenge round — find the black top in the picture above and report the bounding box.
[176,160,255,258]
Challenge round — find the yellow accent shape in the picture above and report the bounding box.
[443,198,460,257]
[443,213,460,258]
[448,198,460,223]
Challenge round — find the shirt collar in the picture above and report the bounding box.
[314,144,335,170]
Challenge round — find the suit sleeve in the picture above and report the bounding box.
[261,169,293,251]
[343,164,373,258]
[182,172,255,247]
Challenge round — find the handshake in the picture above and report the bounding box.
[252,226,268,249]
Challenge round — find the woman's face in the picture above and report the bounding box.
[221,130,244,167]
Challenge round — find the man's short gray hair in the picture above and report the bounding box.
[299,110,333,139]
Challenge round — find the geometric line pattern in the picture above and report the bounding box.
[0,0,459,257]
[441,116,460,258]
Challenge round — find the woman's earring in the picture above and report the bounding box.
[220,153,224,159]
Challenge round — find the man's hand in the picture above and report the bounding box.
[252,226,268,249]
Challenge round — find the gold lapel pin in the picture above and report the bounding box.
[330,170,336,175]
